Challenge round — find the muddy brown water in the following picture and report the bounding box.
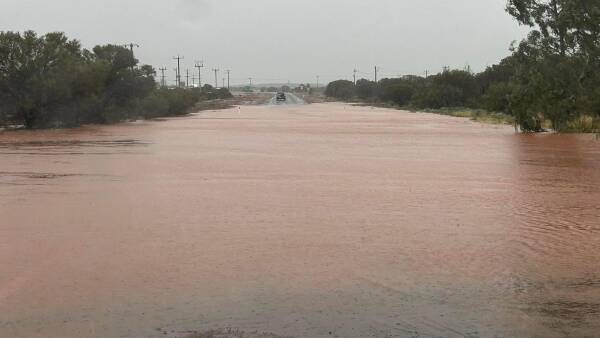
[1,103,599,338]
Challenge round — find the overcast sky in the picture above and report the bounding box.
[2,0,528,85]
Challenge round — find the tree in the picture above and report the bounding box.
[355,79,376,100]
[379,78,417,106]
[475,56,517,95]
[324,80,355,100]
[506,0,600,131]
[1,30,218,129]
[480,82,514,113]
[410,69,477,108]
[0,31,86,128]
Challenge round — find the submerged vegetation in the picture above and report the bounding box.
[326,0,600,133]
[0,31,232,129]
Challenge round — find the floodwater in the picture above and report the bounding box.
[1,102,599,338]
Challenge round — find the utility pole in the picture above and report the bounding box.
[374,66,378,83]
[353,69,358,85]
[248,77,253,88]
[186,69,190,88]
[222,78,225,88]
[123,43,139,70]
[159,67,167,88]
[192,75,197,88]
[174,68,180,87]
[226,70,231,89]
[194,61,204,88]
[425,70,429,79]
[173,55,184,87]
[124,43,140,54]
[316,75,319,89]
[213,68,219,88]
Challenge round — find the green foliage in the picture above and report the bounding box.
[480,82,513,113]
[408,70,478,109]
[0,31,88,128]
[379,77,423,106]
[201,84,234,100]
[324,80,354,100]
[0,30,233,129]
[355,79,376,100]
[322,1,600,133]
[505,0,600,132]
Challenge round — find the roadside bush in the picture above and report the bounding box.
[379,81,414,106]
[480,82,514,113]
[565,116,598,133]
[0,30,234,129]
[325,80,354,100]
[355,79,376,100]
[138,92,170,119]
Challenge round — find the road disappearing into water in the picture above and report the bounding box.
[267,92,305,105]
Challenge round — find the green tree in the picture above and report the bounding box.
[411,69,477,108]
[355,79,376,100]
[506,0,600,131]
[324,80,355,100]
[480,82,514,113]
[379,78,417,106]
[0,31,86,128]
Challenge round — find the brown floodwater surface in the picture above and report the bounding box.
[1,103,599,338]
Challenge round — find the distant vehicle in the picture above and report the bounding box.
[276,92,286,102]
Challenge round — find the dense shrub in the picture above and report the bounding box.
[322,1,600,133]
[0,31,232,129]
[324,80,355,100]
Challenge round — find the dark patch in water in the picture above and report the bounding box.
[0,139,149,149]
[0,171,83,179]
[0,139,150,155]
[531,301,600,321]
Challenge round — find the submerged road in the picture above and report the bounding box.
[267,92,305,105]
[1,103,599,338]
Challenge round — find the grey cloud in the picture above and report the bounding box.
[177,0,212,23]
[1,0,528,84]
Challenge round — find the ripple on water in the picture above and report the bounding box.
[160,328,291,338]
[0,139,150,155]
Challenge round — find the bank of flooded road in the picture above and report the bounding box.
[1,103,599,338]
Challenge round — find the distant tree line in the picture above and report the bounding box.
[258,84,314,94]
[0,31,232,129]
[325,0,600,133]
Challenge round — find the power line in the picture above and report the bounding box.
[159,67,167,87]
[194,61,204,88]
[212,68,219,88]
[173,55,184,88]
[123,43,139,70]
[123,43,140,54]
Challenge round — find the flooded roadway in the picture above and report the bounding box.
[1,103,599,338]
[267,92,305,105]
